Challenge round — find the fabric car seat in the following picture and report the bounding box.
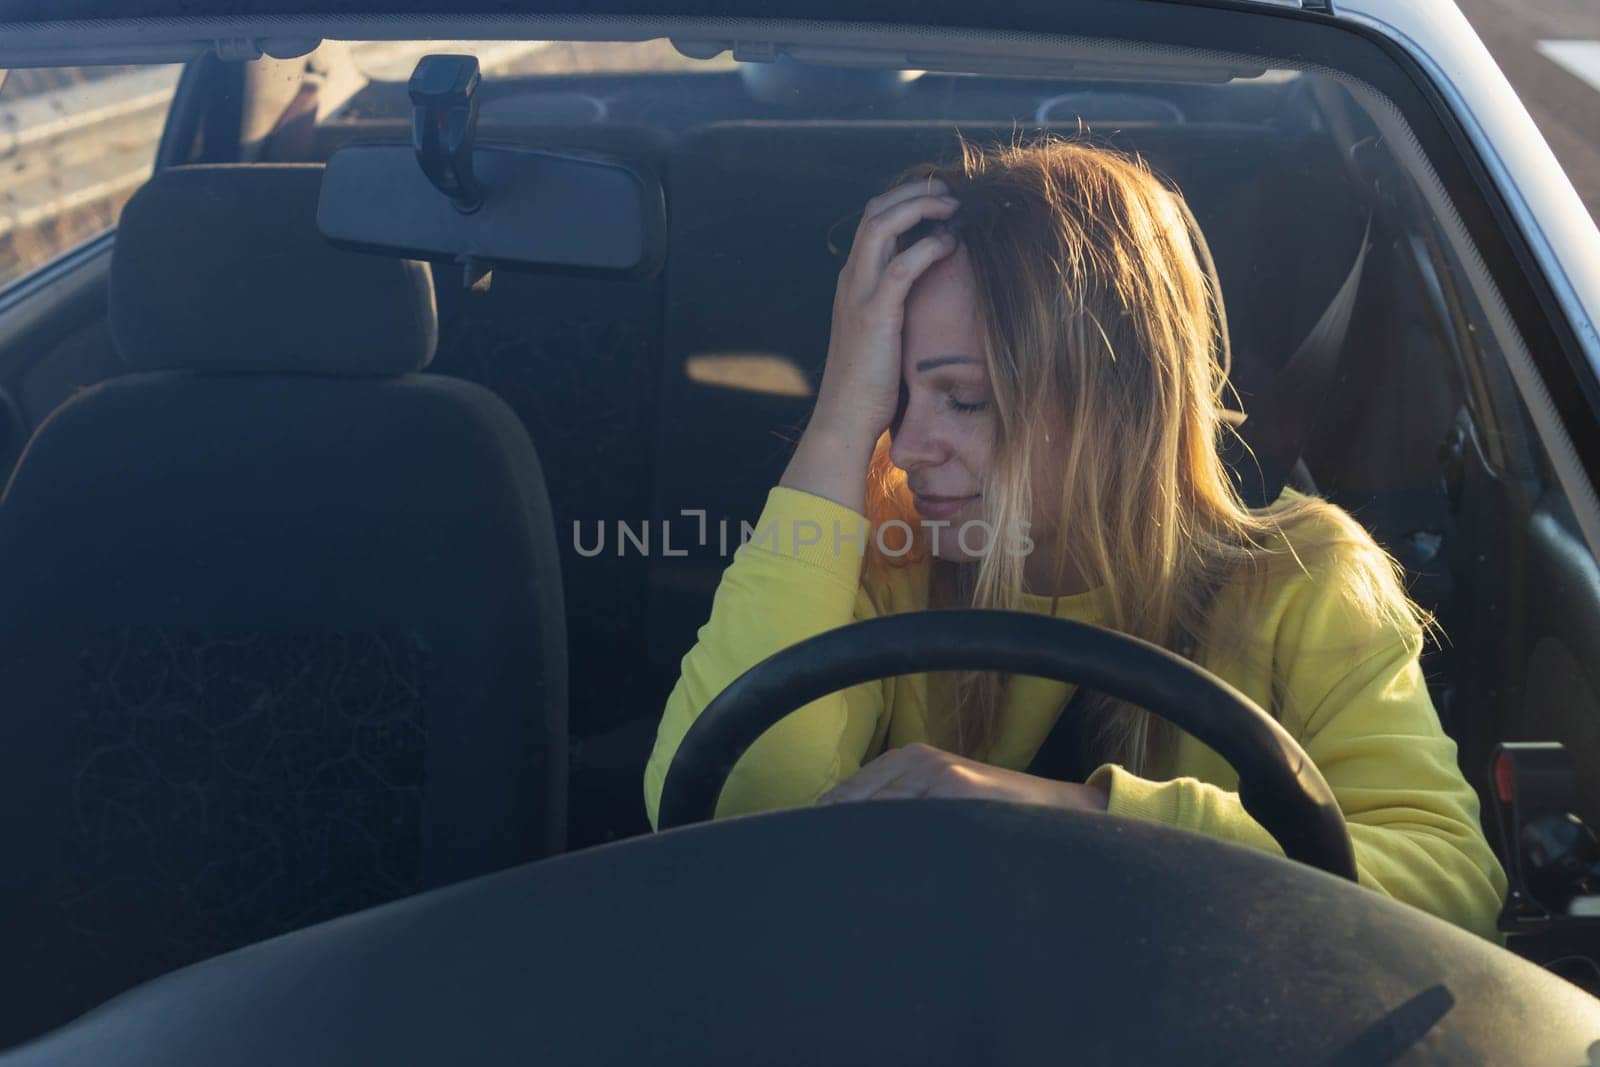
[0,164,567,1047]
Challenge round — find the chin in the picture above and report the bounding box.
[916,505,990,563]
[930,543,986,565]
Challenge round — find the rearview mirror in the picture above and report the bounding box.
[317,143,666,281]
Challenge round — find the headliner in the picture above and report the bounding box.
[0,0,1307,30]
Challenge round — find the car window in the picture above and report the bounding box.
[0,64,182,291]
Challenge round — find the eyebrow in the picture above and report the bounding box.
[914,355,980,373]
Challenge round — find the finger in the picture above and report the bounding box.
[820,744,959,804]
[838,776,927,804]
[839,183,946,293]
[847,195,960,291]
[870,230,959,308]
[861,177,952,223]
[837,191,955,303]
[818,749,919,804]
[856,746,970,801]
[819,761,912,805]
[857,771,936,801]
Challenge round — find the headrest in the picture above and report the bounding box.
[110,165,437,376]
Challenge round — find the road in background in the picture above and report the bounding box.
[1456,0,1600,223]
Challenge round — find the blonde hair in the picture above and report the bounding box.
[863,136,1433,772]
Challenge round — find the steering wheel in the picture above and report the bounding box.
[658,610,1358,880]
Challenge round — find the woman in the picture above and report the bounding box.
[643,138,1506,939]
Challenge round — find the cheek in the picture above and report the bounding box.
[956,420,996,481]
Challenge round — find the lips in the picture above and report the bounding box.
[911,492,980,520]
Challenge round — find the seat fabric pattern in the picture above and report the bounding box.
[64,627,429,967]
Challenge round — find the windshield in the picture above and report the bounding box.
[345,38,733,81]
[2,13,1598,1046]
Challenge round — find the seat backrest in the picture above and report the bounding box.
[0,164,567,1047]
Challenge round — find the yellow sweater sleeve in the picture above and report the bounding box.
[1086,562,1508,940]
[643,486,886,830]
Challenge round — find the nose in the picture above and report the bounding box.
[889,392,949,473]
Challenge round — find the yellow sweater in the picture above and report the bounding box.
[644,485,1508,939]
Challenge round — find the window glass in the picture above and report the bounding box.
[0,64,182,289]
[9,16,1600,1023]
[241,34,1598,853]
[346,38,734,82]
[230,37,1599,763]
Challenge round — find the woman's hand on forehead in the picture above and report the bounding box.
[779,179,962,512]
[811,181,963,442]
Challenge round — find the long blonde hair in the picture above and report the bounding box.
[863,136,1432,773]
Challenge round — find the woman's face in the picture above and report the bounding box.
[893,246,1067,568]
[891,248,997,563]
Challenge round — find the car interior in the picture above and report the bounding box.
[0,24,1598,1051]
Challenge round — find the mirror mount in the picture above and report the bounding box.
[409,54,485,214]
[461,255,494,293]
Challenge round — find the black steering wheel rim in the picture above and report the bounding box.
[658,609,1358,880]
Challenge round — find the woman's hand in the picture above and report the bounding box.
[781,180,961,513]
[813,180,961,442]
[817,742,1110,812]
